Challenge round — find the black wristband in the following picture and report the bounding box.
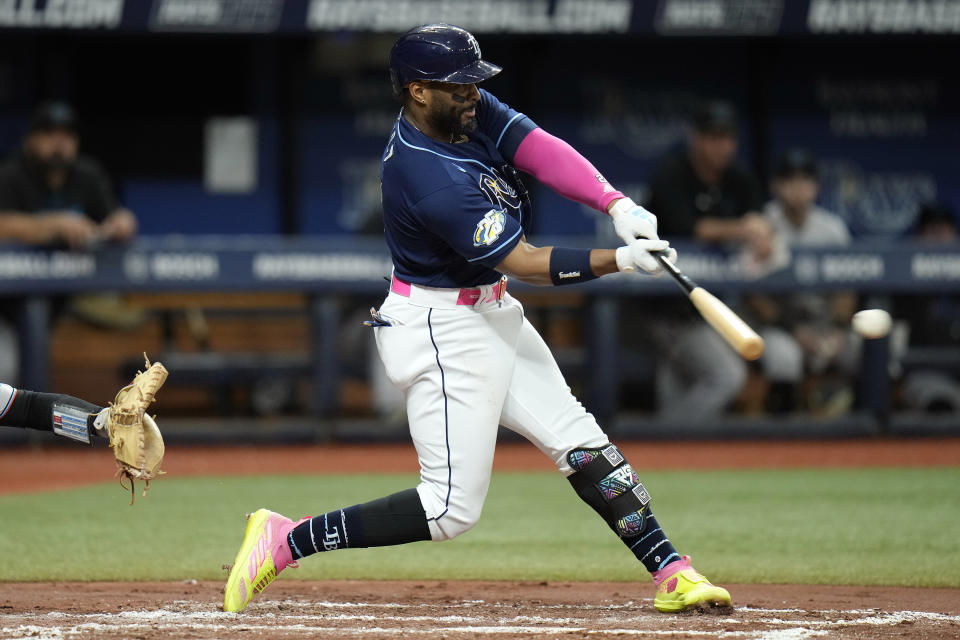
[549,247,597,286]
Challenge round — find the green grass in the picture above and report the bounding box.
[0,468,957,586]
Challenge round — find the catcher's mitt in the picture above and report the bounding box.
[105,353,168,504]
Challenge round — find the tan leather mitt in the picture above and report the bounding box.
[106,354,168,504]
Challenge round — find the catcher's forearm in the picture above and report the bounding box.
[0,383,102,441]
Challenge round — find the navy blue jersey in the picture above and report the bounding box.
[380,89,538,288]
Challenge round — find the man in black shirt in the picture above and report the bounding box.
[649,100,767,251]
[642,101,767,421]
[0,102,139,383]
[0,102,136,248]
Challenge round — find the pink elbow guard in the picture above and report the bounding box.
[512,127,624,214]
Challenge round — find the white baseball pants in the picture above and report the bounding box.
[374,283,608,542]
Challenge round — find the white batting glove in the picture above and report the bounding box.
[615,240,677,276]
[609,197,660,246]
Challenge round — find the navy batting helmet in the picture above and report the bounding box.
[389,24,501,97]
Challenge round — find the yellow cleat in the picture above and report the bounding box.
[223,508,307,613]
[652,555,731,613]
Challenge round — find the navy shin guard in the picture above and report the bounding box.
[567,444,680,573]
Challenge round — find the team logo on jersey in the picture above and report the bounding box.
[479,172,521,210]
[473,208,506,247]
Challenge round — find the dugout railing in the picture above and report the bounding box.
[2,236,958,439]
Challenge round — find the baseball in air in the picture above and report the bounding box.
[852,309,892,339]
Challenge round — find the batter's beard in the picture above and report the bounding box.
[427,105,478,141]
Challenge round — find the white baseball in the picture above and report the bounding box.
[852,309,892,339]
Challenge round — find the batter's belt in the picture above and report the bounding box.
[390,274,508,309]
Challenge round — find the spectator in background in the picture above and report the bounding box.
[0,101,136,247]
[650,100,769,260]
[0,102,140,382]
[910,202,958,243]
[894,203,960,413]
[639,100,765,421]
[743,150,857,414]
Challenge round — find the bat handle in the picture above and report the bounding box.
[653,251,674,273]
[652,250,696,295]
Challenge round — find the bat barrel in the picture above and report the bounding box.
[689,288,765,361]
[652,249,764,361]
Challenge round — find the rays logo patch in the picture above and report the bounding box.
[473,209,506,247]
[479,172,521,210]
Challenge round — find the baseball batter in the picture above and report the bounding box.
[224,24,731,614]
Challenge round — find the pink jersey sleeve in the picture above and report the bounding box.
[512,127,624,214]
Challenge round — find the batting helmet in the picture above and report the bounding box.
[389,24,501,97]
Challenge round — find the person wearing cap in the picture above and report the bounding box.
[649,100,767,253]
[892,203,960,414]
[0,102,141,383]
[764,150,849,246]
[222,23,731,616]
[0,101,137,249]
[743,149,856,414]
[634,100,765,421]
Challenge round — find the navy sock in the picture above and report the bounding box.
[287,488,430,559]
[624,511,681,573]
[288,507,357,556]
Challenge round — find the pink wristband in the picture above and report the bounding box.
[513,127,624,214]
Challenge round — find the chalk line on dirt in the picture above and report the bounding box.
[3,599,960,639]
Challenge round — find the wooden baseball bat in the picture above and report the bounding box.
[654,253,765,361]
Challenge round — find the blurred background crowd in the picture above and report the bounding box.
[1,0,958,438]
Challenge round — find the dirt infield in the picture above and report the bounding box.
[2,439,959,638]
[2,437,959,495]
[1,580,959,639]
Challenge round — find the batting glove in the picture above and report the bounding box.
[609,197,660,246]
[615,239,677,276]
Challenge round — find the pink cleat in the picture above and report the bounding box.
[223,509,309,612]
[652,555,731,613]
